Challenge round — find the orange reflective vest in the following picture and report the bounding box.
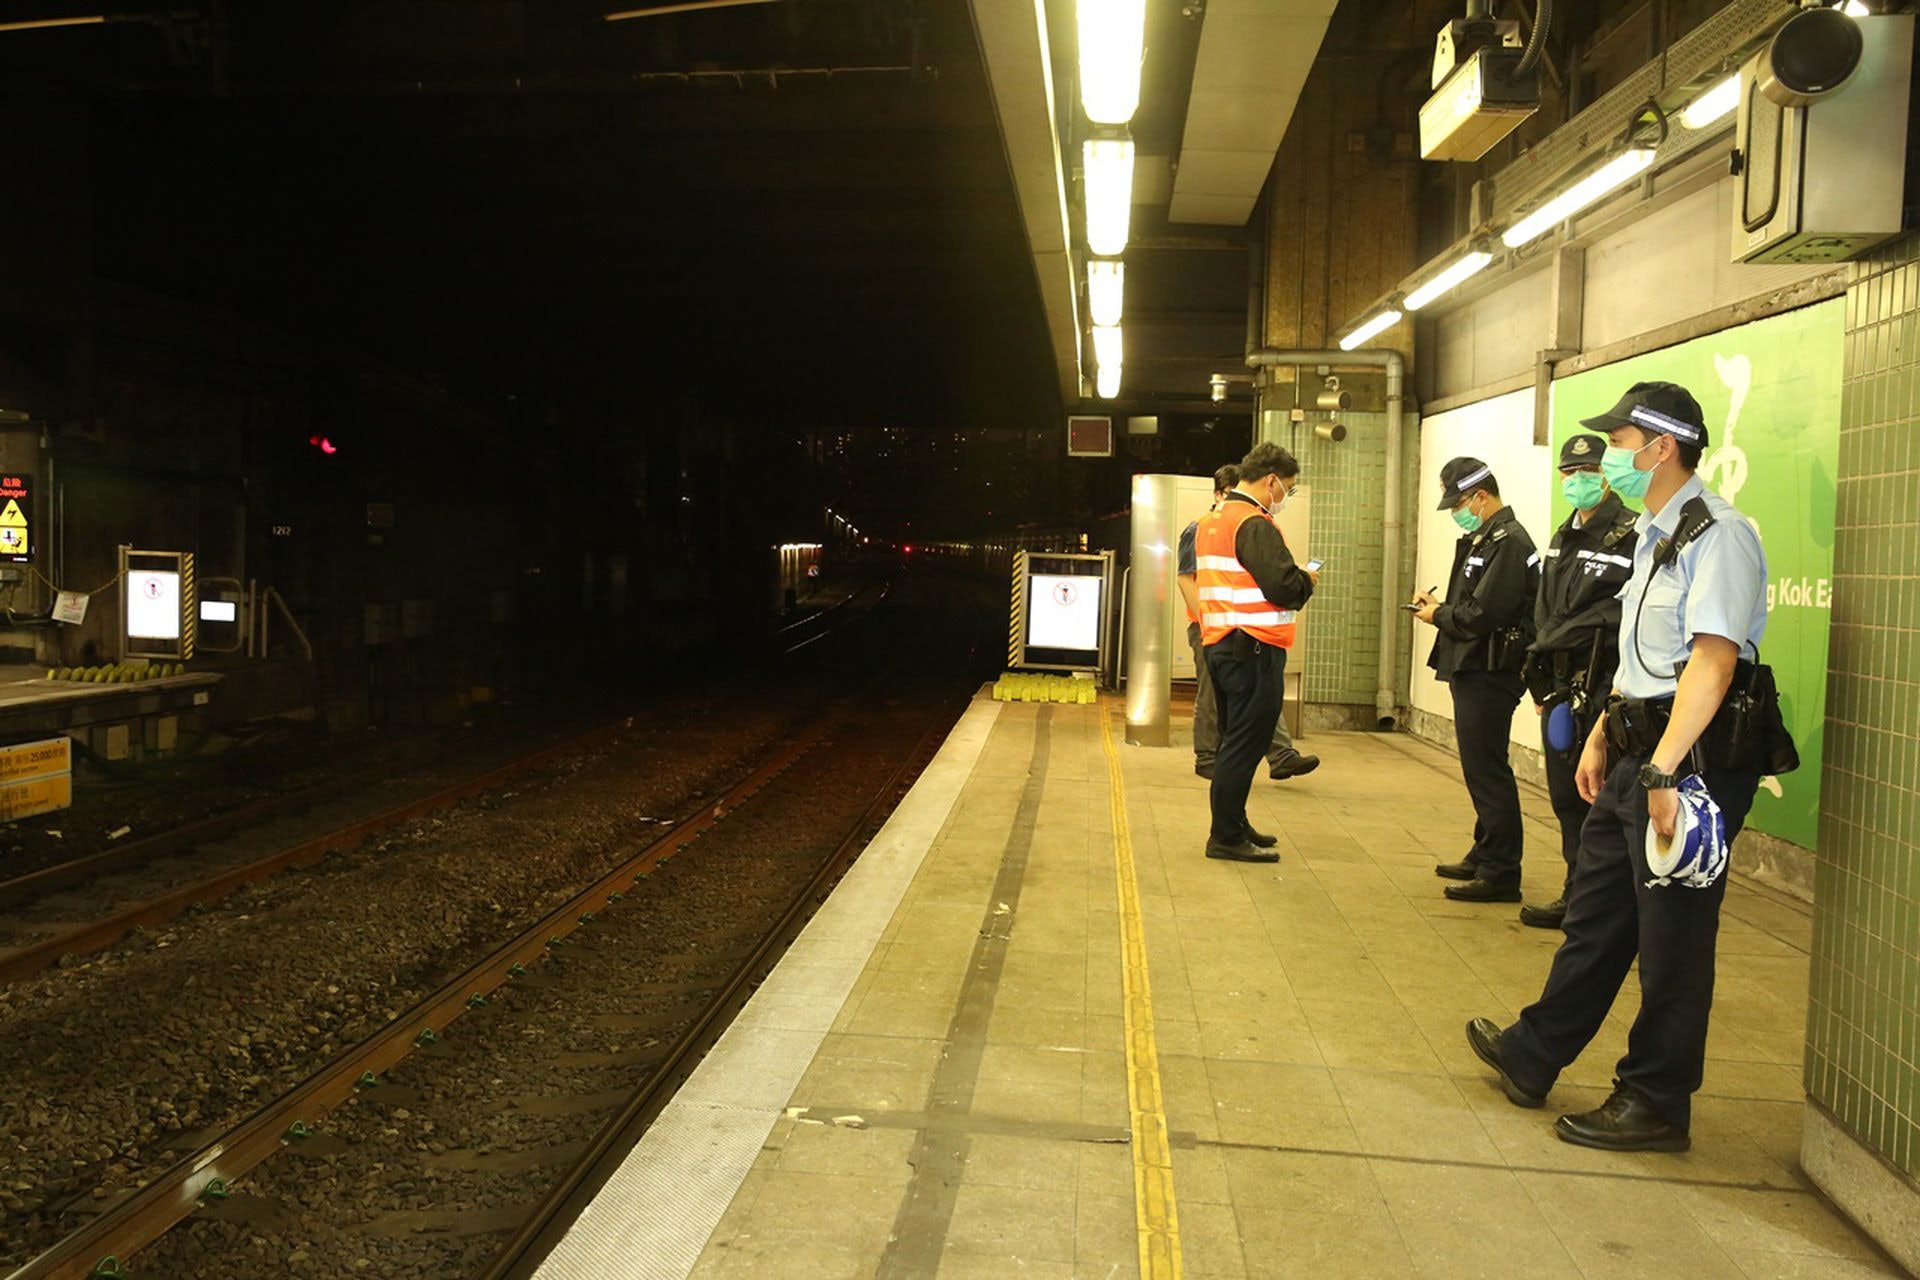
[1196,500,1296,648]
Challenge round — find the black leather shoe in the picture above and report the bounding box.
[1205,838,1278,864]
[1555,1085,1690,1152]
[1195,763,1215,780]
[1465,1017,1545,1108]
[1243,825,1278,848]
[1519,897,1568,929]
[1434,859,1478,881]
[1269,752,1321,780]
[1444,878,1522,903]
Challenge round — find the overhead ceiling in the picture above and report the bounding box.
[967,0,1337,413]
[1,0,1066,433]
[1169,0,1339,226]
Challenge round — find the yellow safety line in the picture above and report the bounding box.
[1098,705,1183,1279]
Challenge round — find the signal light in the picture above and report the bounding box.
[308,435,339,455]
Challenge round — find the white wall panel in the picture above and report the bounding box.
[1429,269,1552,402]
[1410,388,1550,752]
[1582,178,1829,350]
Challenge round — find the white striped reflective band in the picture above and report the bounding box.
[1628,404,1702,441]
[1218,610,1288,626]
[1527,552,1541,568]
[1574,549,1634,568]
[1198,586,1270,603]
[1453,464,1492,491]
[1466,556,1486,567]
[1543,547,1561,558]
[1194,555,1243,571]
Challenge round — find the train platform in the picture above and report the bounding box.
[533,692,1894,1280]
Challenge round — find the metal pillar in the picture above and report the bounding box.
[1124,473,1182,746]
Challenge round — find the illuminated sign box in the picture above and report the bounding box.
[1027,573,1103,652]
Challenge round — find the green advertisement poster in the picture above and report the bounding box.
[1549,298,1842,850]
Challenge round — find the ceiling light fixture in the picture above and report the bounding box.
[0,14,106,31]
[1096,364,1122,399]
[1837,1,1869,16]
[1501,147,1656,248]
[1092,323,1123,372]
[1087,260,1125,327]
[1079,0,1147,125]
[1403,250,1493,311]
[1679,73,1741,129]
[604,0,779,21]
[1082,137,1135,256]
[1338,308,1402,352]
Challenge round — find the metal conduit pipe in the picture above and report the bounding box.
[1244,346,1407,730]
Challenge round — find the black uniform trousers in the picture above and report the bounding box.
[1539,701,1594,893]
[1498,754,1760,1129]
[1448,669,1527,884]
[1205,633,1287,844]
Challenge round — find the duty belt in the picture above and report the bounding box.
[1604,694,1672,757]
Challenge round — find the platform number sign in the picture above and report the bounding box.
[0,475,30,563]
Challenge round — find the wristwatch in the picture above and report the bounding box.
[1637,762,1681,790]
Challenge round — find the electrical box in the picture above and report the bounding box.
[1733,14,1913,265]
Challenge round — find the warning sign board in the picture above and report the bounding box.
[0,737,72,822]
[0,738,70,785]
[0,774,72,823]
[0,475,29,564]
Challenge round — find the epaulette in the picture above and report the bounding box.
[1489,525,1509,542]
[1602,511,1636,548]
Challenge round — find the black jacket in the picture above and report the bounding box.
[1428,505,1538,680]
[1530,492,1639,688]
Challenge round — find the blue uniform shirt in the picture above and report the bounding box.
[1177,520,1198,577]
[1614,473,1769,699]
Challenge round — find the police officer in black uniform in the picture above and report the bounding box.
[1412,458,1540,903]
[1518,433,1639,929]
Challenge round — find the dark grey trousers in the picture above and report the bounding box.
[1189,621,1295,769]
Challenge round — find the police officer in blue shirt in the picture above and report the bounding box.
[1466,381,1774,1153]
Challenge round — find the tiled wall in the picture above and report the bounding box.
[1805,233,1920,1179]
[1261,407,1419,713]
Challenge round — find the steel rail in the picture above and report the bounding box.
[481,710,957,1280]
[0,719,637,988]
[2,718,839,1280]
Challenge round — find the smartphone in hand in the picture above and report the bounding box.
[1305,558,1324,573]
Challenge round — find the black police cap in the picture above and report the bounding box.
[1559,433,1606,469]
[1578,381,1710,448]
[1436,456,1495,510]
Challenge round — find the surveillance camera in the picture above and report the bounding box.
[1209,374,1228,404]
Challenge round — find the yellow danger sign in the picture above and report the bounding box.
[0,737,70,785]
[0,774,72,823]
[0,498,26,560]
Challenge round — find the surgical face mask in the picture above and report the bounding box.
[1561,469,1606,509]
[1602,436,1659,499]
[1274,482,1293,512]
[1450,500,1482,533]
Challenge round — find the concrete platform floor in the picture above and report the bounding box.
[576,696,1903,1279]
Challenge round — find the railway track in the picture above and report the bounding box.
[5,694,957,1279]
[0,577,898,991]
[0,720,635,988]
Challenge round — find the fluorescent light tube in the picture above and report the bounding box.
[1092,323,1123,371]
[1083,138,1135,257]
[1079,0,1147,125]
[1096,364,1122,399]
[1338,309,1402,352]
[1404,251,1493,311]
[1838,1,1869,16]
[1501,148,1656,248]
[1087,260,1125,327]
[1680,74,1740,130]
